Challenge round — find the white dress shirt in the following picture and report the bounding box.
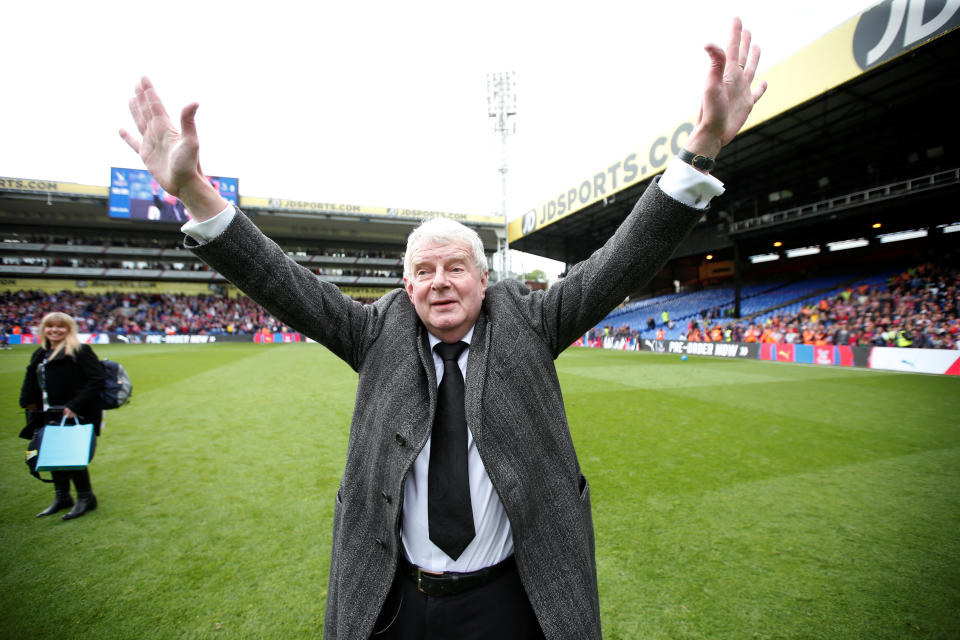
[181,156,724,571]
[401,327,514,572]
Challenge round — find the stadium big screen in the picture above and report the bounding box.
[109,167,238,223]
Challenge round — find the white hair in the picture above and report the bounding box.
[403,217,488,278]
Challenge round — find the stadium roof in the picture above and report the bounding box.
[510,4,960,276]
[0,182,505,255]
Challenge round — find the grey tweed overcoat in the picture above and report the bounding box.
[189,179,701,639]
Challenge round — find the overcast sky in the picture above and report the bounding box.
[2,0,874,275]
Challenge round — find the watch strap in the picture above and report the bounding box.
[677,148,716,172]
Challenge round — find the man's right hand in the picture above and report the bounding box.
[684,18,768,165]
[119,77,228,222]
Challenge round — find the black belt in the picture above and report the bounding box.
[399,555,516,597]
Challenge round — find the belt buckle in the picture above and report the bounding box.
[416,567,443,595]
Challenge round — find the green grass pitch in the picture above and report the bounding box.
[1,343,958,639]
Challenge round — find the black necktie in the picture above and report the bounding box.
[429,341,475,560]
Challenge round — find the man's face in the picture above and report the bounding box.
[404,239,487,343]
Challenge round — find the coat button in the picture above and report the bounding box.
[395,433,405,446]
[381,491,391,503]
[375,538,386,549]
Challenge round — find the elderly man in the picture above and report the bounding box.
[121,18,765,639]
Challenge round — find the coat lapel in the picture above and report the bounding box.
[464,307,489,442]
[416,322,438,417]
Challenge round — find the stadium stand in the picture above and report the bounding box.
[589,260,959,350]
[0,233,405,287]
[0,289,304,336]
[510,11,960,351]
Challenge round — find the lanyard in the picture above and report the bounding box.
[37,355,57,412]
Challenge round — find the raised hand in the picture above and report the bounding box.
[687,18,768,161]
[119,77,226,221]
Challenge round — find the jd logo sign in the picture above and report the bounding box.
[521,209,537,235]
[854,0,960,69]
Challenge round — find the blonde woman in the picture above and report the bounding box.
[19,312,104,520]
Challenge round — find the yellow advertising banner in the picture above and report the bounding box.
[339,286,399,300]
[699,260,735,282]
[0,176,502,226]
[0,277,226,296]
[240,196,503,226]
[510,1,960,242]
[0,177,108,197]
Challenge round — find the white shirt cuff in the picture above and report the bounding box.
[181,204,236,244]
[659,157,725,209]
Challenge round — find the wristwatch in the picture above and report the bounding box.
[677,148,716,172]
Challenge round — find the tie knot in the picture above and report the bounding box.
[434,341,467,363]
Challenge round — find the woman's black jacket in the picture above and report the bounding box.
[19,344,105,438]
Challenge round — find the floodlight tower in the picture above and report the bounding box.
[487,71,516,280]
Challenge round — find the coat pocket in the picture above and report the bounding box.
[578,473,596,557]
[330,488,344,570]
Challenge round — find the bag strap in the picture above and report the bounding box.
[31,469,54,483]
[25,425,54,483]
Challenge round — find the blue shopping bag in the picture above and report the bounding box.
[35,417,94,472]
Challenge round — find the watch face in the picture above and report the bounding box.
[693,155,715,171]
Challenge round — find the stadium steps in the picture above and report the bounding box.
[747,274,867,318]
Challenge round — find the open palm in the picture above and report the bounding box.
[119,77,202,200]
[695,18,768,158]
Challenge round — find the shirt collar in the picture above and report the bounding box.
[427,325,475,351]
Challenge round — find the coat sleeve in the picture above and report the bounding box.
[65,345,105,414]
[186,210,380,371]
[19,348,44,409]
[515,179,703,358]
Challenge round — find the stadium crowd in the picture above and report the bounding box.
[591,262,960,350]
[0,290,295,336]
[2,263,957,348]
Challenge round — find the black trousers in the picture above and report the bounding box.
[51,468,93,493]
[371,561,545,640]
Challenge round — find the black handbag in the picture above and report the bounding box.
[24,415,53,483]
